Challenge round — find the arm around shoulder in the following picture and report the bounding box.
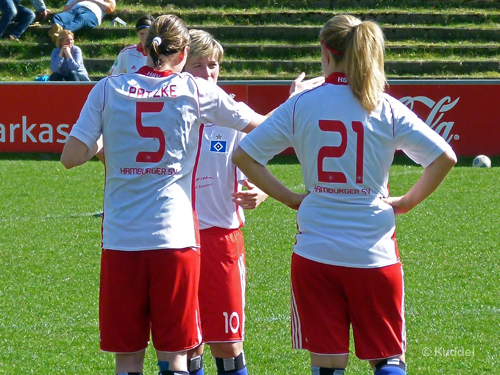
[240,113,267,133]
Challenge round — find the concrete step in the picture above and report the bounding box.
[3,41,500,60]
[109,9,500,26]
[114,0,500,10]
[21,25,500,47]
[2,58,498,82]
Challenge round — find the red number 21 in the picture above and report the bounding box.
[135,102,165,163]
[317,120,364,184]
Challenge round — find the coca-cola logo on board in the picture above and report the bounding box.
[399,96,460,143]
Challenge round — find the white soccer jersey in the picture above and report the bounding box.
[109,44,148,75]
[239,72,452,268]
[195,124,246,230]
[70,66,256,251]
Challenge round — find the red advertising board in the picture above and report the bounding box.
[387,82,500,158]
[238,81,500,158]
[1,80,498,156]
[0,83,92,153]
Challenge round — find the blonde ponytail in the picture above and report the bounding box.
[320,15,387,113]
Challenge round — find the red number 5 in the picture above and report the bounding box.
[135,102,165,163]
[317,119,364,184]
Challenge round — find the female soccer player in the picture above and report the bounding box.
[60,14,265,375]
[109,15,154,75]
[183,29,267,375]
[232,14,457,375]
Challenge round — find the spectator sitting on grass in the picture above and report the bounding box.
[0,0,50,42]
[49,29,90,81]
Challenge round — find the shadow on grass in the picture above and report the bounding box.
[0,152,101,162]
[1,152,498,168]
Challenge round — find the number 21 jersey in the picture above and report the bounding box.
[239,73,452,268]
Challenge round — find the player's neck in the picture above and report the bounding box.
[146,52,185,73]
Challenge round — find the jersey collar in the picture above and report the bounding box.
[136,66,174,78]
[136,43,147,56]
[325,72,348,85]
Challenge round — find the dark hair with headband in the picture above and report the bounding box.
[146,14,191,68]
[135,15,154,31]
[320,14,386,112]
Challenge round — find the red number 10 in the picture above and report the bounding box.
[317,120,364,184]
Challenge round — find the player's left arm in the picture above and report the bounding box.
[61,135,103,169]
[382,149,457,215]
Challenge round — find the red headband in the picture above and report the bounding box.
[321,40,345,56]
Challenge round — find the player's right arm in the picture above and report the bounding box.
[61,80,106,168]
[61,136,102,169]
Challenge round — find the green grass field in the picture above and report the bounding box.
[0,153,498,374]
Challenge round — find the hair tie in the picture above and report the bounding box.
[152,36,162,45]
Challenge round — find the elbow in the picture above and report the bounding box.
[445,149,458,168]
[60,145,79,169]
[451,151,458,165]
[431,149,457,175]
[60,154,75,169]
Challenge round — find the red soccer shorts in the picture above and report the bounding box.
[99,248,202,353]
[198,227,246,343]
[291,253,406,360]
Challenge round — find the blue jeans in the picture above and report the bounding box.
[0,0,35,39]
[52,7,98,32]
[49,71,90,81]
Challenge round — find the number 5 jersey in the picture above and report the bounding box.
[70,66,256,251]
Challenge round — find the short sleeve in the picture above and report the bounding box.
[196,78,256,131]
[69,79,106,148]
[388,95,452,167]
